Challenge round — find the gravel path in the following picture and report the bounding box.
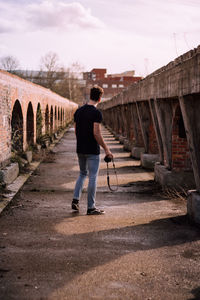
[0,127,200,300]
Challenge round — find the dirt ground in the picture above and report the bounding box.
[0,127,200,300]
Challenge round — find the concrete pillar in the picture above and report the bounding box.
[136,101,151,153]
[111,107,117,133]
[130,103,145,159]
[128,103,135,141]
[155,99,173,169]
[136,101,159,169]
[114,106,120,136]
[141,154,160,170]
[130,103,143,147]
[187,190,200,225]
[118,105,125,137]
[123,103,135,151]
[126,104,133,140]
[121,104,128,137]
[179,94,200,190]
[108,108,112,128]
[149,99,164,164]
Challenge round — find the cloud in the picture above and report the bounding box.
[0,20,13,34]
[0,1,104,34]
[27,1,104,30]
[100,0,200,38]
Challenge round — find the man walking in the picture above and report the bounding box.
[72,85,113,215]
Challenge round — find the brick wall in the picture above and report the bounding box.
[172,106,191,170]
[0,84,12,167]
[0,70,77,167]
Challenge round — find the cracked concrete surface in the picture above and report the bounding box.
[0,127,200,300]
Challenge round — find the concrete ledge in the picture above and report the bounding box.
[123,139,130,151]
[187,190,200,225]
[131,147,145,159]
[24,151,32,163]
[154,163,195,188]
[119,135,126,144]
[0,158,11,169]
[124,140,135,152]
[0,163,19,185]
[141,154,159,170]
[114,133,120,141]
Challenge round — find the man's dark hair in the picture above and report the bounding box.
[90,85,104,102]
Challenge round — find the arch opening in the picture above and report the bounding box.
[11,100,23,152]
[26,102,34,146]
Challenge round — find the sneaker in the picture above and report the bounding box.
[87,208,105,215]
[72,199,79,211]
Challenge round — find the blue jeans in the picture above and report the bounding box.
[73,154,100,209]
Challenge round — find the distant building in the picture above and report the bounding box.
[83,68,142,101]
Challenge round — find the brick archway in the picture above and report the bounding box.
[11,100,23,152]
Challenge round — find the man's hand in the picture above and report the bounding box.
[105,149,113,159]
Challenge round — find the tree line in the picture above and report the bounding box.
[0,52,85,105]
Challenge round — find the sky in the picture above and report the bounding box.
[0,0,199,76]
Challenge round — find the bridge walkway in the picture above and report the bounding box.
[0,127,200,300]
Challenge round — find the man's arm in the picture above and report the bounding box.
[93,123,113,158]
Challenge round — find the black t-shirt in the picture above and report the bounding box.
[74,104,102,154]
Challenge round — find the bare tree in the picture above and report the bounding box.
[0,55,20,72]
[37,52,85,103]
[40,51,59,72]
[39,51,60,90]
[54,62,85,104]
